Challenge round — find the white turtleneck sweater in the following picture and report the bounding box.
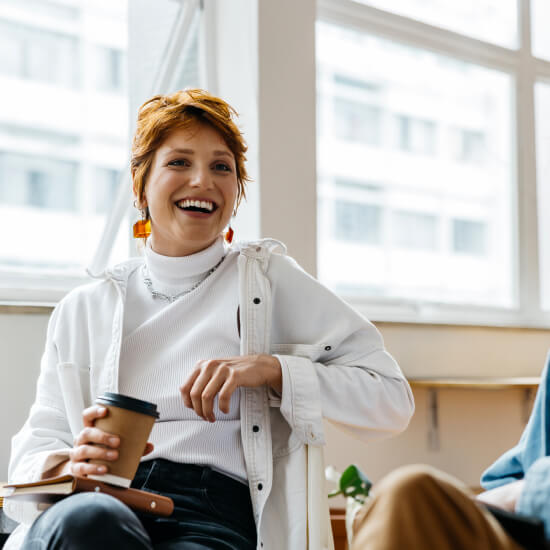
[118,237,247,482]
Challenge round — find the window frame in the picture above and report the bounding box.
[315,0,550,328]
[0,0,203,305]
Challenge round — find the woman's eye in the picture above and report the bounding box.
[214,163,231,172]
[168,159,188,167]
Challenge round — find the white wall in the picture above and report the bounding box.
[0,311,48,481]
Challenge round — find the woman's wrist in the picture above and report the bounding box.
[262,354,282,394]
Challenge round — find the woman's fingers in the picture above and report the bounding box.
[82,405,108,427]
[201,368,231,422]
[70,460,107,477]
[69,444,118,463]
[180,368,201,408]
[183,361,219,420]
[74,426,120,449]
[218,373,238,414]
[143,442,154,456]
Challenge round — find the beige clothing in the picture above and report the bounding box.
[353,465,524,550]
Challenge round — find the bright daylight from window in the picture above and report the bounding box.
[316,21,515,307]
[0,0,129,280]
[352,0,518,48]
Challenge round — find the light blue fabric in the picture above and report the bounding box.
[481,353,550,537]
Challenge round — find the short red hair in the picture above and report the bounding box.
[131,89,249,213]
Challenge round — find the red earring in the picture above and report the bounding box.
[224,226,234,244]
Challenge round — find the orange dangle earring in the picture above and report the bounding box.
[224,225,234,244]
[133,201,151,239]
[224,210,236,244]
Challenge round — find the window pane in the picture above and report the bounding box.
[0,0,129,275]
[532,0,550,61]
[535,82,550,309]
[352,0,518,49]
[317,23,515,306]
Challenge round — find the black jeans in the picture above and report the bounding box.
[22,459,257,550]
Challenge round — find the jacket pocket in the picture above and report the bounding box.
[270,408,303,458]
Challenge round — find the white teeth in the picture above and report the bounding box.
[176,199,214,212]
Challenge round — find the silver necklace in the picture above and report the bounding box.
[142,255,226,303]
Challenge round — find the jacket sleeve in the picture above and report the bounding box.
[5,304,73,525]
[481,354,550,490]
[268,253,414,446]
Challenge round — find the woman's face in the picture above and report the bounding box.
[138,123,238,257]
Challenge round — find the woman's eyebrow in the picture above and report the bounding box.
[163,148,233,158]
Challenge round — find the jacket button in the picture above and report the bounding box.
[253,425,260,432]
[258,483,263,490]
[253,297,261,304]
[325,345,331,351]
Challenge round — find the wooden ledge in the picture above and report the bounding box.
[408,377,540,390]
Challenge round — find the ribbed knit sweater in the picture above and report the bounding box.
[118,237,247,482]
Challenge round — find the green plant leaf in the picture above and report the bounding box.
[339,464,372,501]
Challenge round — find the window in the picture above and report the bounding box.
[94,46,126,92]
[532,0,550,61]
[0,1,128,285]
[335,201,382,244]
[535,82,550,309]
[0,0,204,302]
[454,129,486,164]
[94,167,121,214]
[0,20,79,88]
[317,19,514,309]
[395,115,436,155]
[334,98,382,145]
[392,211,438,250]
[452,219,487,256]
[0,153,77,212]
[351,0,518,48]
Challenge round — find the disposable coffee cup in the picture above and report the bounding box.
[88,392,159,488]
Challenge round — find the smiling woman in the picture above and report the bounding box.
[4,89,414,550]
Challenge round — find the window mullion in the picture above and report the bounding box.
[516,0,540,321]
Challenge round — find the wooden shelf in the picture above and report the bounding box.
[408,377,540,390]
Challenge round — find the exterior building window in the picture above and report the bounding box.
[0,152,77,212]
[0,20,79,88]
[94,46,126,92]
[392,211,438,250]
[335,200,382,244]
[94,167,120,214]
[452,219,487,256]
[334,97,382,145]
[395,115,436,155]
[458,129,486,163]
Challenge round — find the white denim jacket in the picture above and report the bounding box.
[5,239,414,550]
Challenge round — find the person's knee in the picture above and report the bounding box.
[374,464,450,506]
[47,492,138,538]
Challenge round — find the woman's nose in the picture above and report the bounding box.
[189,166,212,188]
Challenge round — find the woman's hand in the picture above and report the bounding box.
[476,480,525,512]
[67,405,154,477]
[180,354,282,422]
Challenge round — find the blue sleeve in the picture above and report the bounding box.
[481,353,550,489]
